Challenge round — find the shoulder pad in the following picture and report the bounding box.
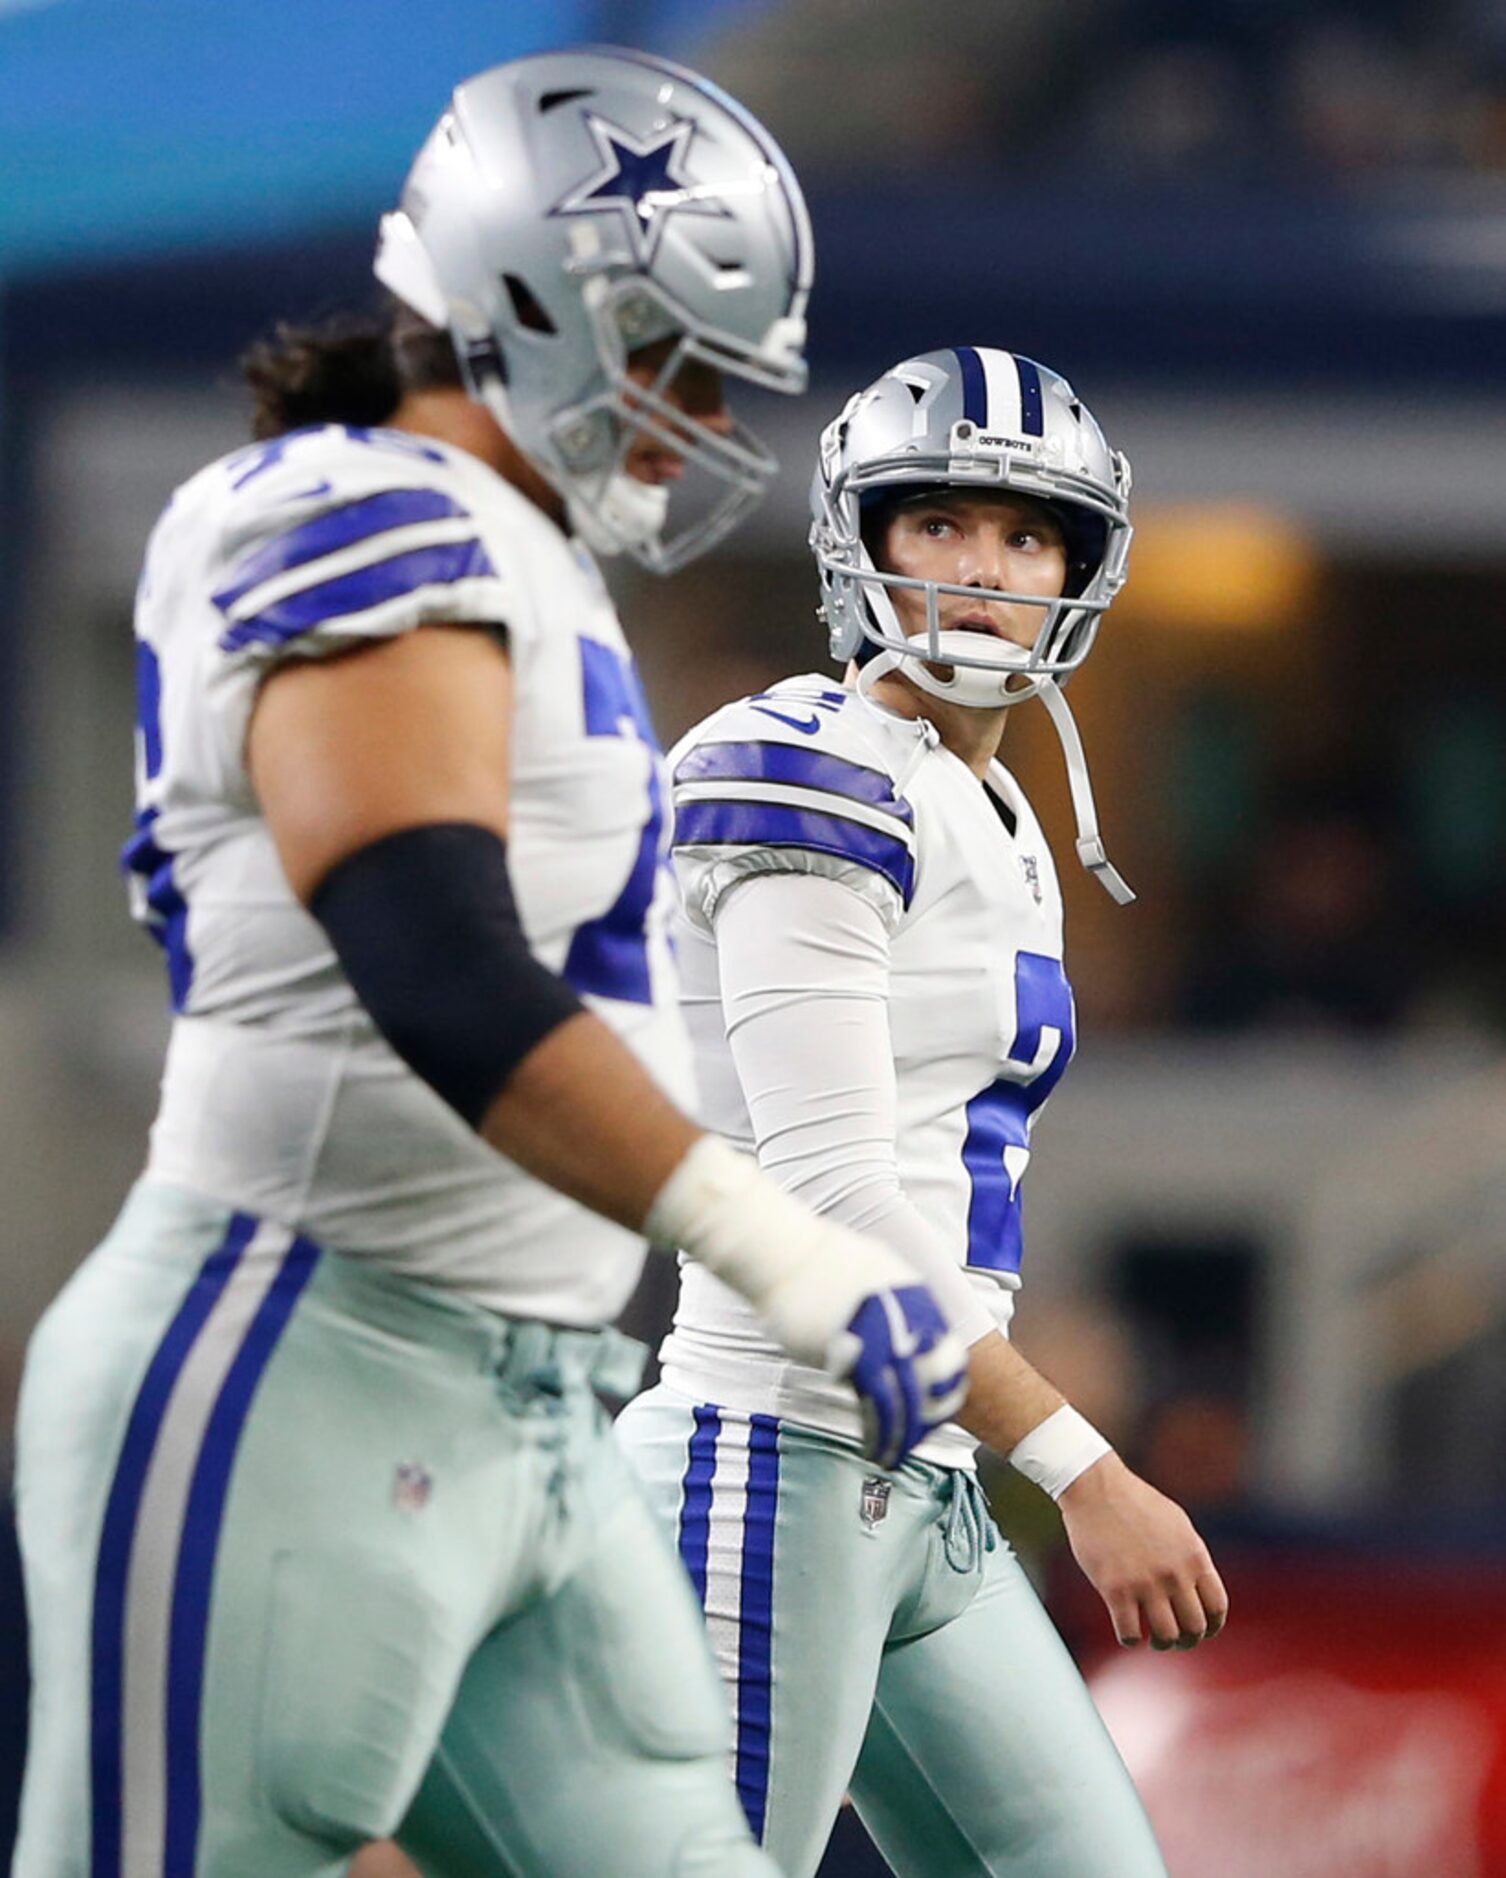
[675,674,916,771]
[209,426,507,659]
[670,680,916,910]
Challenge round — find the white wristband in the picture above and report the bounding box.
[1007,1405,1112,1501]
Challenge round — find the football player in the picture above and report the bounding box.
[616,349,1228,1877]
[11,54,969,1878]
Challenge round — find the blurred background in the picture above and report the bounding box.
[3,0,1506,1870]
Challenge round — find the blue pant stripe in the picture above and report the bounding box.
[735,1413,781,1841]
[678,1404,721,1603]
[89,1211,258,1878]
[163,1235,321,1873]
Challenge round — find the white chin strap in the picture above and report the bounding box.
[565,475,670,558]
[857,640,1135,905]
[1037,682,1135,904]
[888,630,1038,707]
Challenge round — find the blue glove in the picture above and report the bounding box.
[643,1136,972,1464]
[832,1285,969,1470]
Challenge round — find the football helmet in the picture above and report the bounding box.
[376,45,813,573]
[810,348,1136,901]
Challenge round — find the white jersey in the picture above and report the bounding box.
[659,673,1075,1464]
[128,421,691,1325]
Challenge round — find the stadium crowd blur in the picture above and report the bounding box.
[719,0,1506,181]
[2,1,1505,1870]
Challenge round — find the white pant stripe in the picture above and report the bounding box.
[702,1415,752,1758]
[119,1218,293,1875]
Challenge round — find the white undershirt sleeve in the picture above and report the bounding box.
[711,869,997,1348]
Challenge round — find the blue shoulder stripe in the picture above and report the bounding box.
[212,487,468,612]
[674,739,912,825]
[218,538,497,651]
[673,799,915,905]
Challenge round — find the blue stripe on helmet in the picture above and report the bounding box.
[678,1405,721,1603]
[672,799,915,906]
[218,538,498,651]
[735,1414,780,1841]
[953,347,988,426]
[163,1234,321,1871]
[89,1211,258,1878]
[1014,355,1045,437]
[211,487,469,613]
[674,740,914,825]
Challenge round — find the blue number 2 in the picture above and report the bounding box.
[961,951,1075,1275]
[562,637,664,1006]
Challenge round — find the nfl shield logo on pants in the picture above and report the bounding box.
[860,1476,891,1528]
[393,1461,433,1514]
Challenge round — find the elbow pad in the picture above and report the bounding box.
[309,821,583,1128]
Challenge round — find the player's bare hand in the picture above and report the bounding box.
[1058,1452,1228,1651]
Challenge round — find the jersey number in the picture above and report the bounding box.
[563,638,665,1006]
[121,639,193,1008]
[961,951,1075,1275]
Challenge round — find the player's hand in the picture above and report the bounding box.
[826,1285,969,1470]
[646,1137,969,1467]
[755,1227,969,1469]
[1058,1452,1228,1651]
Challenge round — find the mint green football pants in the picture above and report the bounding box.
[14,1181,776,1877]
[616,1382,1167,1878]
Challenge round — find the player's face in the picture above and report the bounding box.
[878,493,1068,650]
[621,339,734,485]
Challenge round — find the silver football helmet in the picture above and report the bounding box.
[376,45,813,573]
[810,348,1137,901]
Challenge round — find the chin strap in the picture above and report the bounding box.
[856,648,1134,905]
[565,474,670,558]
[1038,683,1135,904]
[854,648,901,700]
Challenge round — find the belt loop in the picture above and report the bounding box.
[588,1327,648,1399]
[487,1320,647,1408]
[490,1321,562,1404]
[483,1317,513,1378]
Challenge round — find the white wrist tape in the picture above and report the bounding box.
[1007,1405,1112,1501]
[645,1135,920,1369]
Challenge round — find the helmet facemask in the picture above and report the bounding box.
[814,431,1131,707]
[531,270,797,574]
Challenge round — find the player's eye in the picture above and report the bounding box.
[920,515,957,538]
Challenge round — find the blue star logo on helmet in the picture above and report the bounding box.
[552,113,728,266]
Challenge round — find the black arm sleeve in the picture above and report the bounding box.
[309,821,584,1129]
